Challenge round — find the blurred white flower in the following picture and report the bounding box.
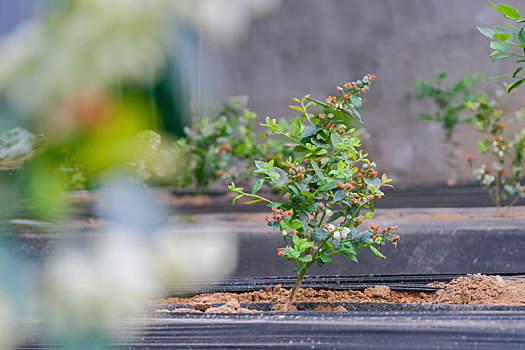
[482,174,495,186]
[152,223,238,287]
[0,0,281,119]
[40,226,156,337]
[195,0,280,43]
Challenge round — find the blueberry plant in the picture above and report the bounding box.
[178,96,259,190]
[414,71,483,185]
[229,74,400,309]
[465,93,525,216]
[178,96,293,191]
[478,1,525,93]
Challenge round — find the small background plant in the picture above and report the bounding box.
[229,74,399,309]
[414,71,484,185]
[178,96,293,192]
[478,1,525,93]
[466,92,525,216]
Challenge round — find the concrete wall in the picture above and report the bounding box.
[203,0,525,184]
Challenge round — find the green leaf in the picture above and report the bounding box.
[490,1,520,19]
[319,181,339,192]
[319,253,332,263]
[289,105,305,114]
[346,104,362,122]
[232,194,244,205]
[477,26,495,38]
[330,132,343,148]
[359,231,372,244]
[293,117,302,138]
[292,234,301,247]
[369,245,386,259]
[494,26,513,35]
[493,53,515,61]
[303,203,317,211]
[338,242,357,262]
[252,179,264,194]
[490,41,509,51]
[254,160,266,169]
[324,108,345,121]
[267,201,282,208]
[312,227,329,241]
[477,139,490,153]
[513,66,523,78]
[368,198,374,213]
[312,162,325,180]
[289,220,303,229]
[300,190,315,199]
[327,210,345,223]
[298,240,314,251]
[270,167,288,186]
[298,254,313,263]
[508,78,525,93]
[519,28,525,45]
[349,94,362,108]
[493,32,511,41]
[363,177,381,190]
[289,185,305,201]
[488,74,511,80]
[333,190,347,202]
[301,125,320,139]
[310,136,330,149]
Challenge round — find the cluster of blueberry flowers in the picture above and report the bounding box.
[265,207,293,224]
[491,135,508,160]
[326,73,376,108]
[317,115,347,132]
[288,163,306,181]
[473,164,495,186]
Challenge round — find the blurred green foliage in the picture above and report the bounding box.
[478,1,525,93]
[177,96,294,191]
[466,93,525,215]
[414,71,485,185]
[414,71,484,133]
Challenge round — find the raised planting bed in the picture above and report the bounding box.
[4,206,525,276]
[12,274,525,349]
[140,274,525,349]
[10,180,525,220]
[154,273,525,310]
[193,206,525,276]
[15,310,525,349]
[117,310,525,349]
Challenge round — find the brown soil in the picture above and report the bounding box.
[181,205,525,225]
[373,211,525,221]
[155,274,525,314]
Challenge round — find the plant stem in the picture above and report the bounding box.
[243,192,273,203]
[503,196,520,217]
[274,129,307,148]
[285,268,307,310]
[284,222,333,310]
[445,129,458,186]
[495,175,501,216]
